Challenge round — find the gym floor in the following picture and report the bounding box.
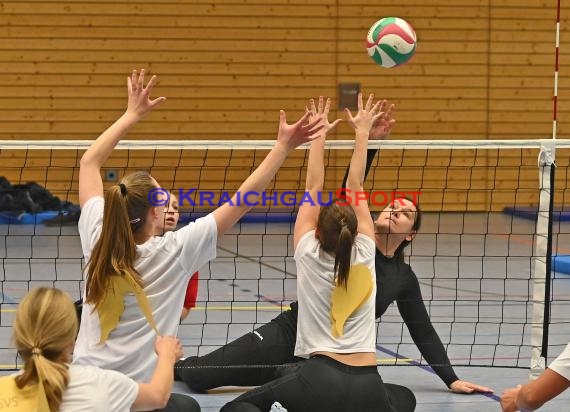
[1,212,570,411]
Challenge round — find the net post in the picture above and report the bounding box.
[529,139,556,379]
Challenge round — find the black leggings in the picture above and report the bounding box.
[220,355,415,412]
[175,308,299,391]
[153,393,201,412]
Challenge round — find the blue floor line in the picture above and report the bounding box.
[376,344,501,402]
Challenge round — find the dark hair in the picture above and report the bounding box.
[316,202,358,288]
[85,171,156,308]
[393,198,422,261]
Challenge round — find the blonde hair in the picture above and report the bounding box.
[13,288,78,412]
[85,171,156,307]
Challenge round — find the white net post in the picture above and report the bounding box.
[530,139,556,379]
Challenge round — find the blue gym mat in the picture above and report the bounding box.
[0,211,59,224]
[504,206,570,275]
[553,255,570,275]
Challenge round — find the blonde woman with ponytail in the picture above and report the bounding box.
[73,69,324,411]
[222,95,416,412]
[0,287,182,411]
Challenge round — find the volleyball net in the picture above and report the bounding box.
[0,139,569,373]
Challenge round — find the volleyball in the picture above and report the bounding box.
[366,17,417,68]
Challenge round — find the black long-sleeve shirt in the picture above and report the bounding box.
[184,257,459,391]
[180,148,460,390]
[277,254,459,388]
[342,147,458,386]
[374,251,458,386]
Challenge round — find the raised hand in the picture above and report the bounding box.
[79,69,167,207]
[370,100,396,140]
[276,110,325,152]
[126,69,166,119]
[307,96,342,136]
[345,93,384,135]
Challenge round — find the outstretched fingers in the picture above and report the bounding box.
[126,69,166,116]
[144,75,167,108]
[324,97,331,114]
[309,98,317,115]
[130,69,145,94]
[138,69,145,92]
[302,115,325,136]
[344,107,355,123]
[143,74,158,94]
[364,93,375,111]
[130,69,138,92]
[291,110,310,127]
[329,118,342,130]
[371,100,384,121]
[311,96,342,132]
[371,100,382,113]
[377,99,387,114]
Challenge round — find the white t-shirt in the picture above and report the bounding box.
[61,364,138,411]
[2,364,138,412]
[74,196,217,381]
[293,230,376,358]
[549,341,570,381]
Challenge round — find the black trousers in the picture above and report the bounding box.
[220,355,416,412]
[175,307,299,391]
[153,393,201,412]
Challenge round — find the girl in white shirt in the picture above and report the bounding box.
[73,69,323,411]
[221,96,416,412]
[0,287,181,412]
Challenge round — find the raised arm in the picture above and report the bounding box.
[344,93,382,239]
[213,109,324,238]
[79,69,166,207]
[293,97,341,248]
[341,100,395,189]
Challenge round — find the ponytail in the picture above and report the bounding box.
[334,225,354,288]
[316,202,358,288]
[85,171,155,308]
[13,288,77,412]
[16,352,69,412]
